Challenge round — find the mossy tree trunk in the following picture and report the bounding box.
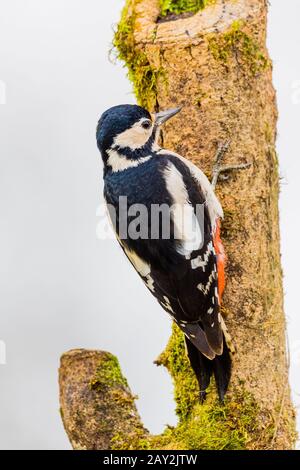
[59,0,296,450]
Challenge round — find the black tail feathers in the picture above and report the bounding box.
[185,334,232,402]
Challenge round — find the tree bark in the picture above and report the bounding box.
[59,0,296,449]
[59,350,149,450]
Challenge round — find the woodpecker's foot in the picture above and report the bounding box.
[211,140,251,189]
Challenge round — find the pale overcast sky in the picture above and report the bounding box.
[0,0,299,449]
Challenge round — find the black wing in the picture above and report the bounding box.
[104,154,223,358]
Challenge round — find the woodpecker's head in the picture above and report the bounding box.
[96,104,181,171]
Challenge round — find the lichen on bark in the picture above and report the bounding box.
[59,0,296,450]
[208,19,270,75]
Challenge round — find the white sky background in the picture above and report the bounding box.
[0,0,299,449]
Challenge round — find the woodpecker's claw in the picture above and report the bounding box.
[211,141,251,189]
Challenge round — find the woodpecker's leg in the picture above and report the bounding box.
[211,140,251,190]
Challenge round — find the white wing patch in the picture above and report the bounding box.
[163,162,203,256]
[158,149,223,231]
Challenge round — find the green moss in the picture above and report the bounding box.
[90,353,128,391]
[160,0,215,17]
[154,324,264,450]
[177,391,260,450]
[157,323,199,420]
[154,390,260,450]
[111,430,151,450]
[89,333,273,450]
[113,0,166,109]
[208,20,270,75]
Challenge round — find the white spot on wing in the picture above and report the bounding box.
[197,271,216,296]
[215,287,219,302]
[191,241,213,270]
[160,295,174,313]
[146,276,155,292]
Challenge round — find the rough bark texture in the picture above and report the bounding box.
[59,350,149,450]
[59,0,296,450]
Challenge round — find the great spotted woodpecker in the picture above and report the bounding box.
[96,104,241,401]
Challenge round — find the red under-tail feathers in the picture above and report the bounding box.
[213,219,226,304]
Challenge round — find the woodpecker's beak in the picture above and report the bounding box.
[154,107,182,126]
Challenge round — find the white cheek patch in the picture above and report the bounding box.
[113,118,153,150]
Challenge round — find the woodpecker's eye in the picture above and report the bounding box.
[141,120,152,130]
